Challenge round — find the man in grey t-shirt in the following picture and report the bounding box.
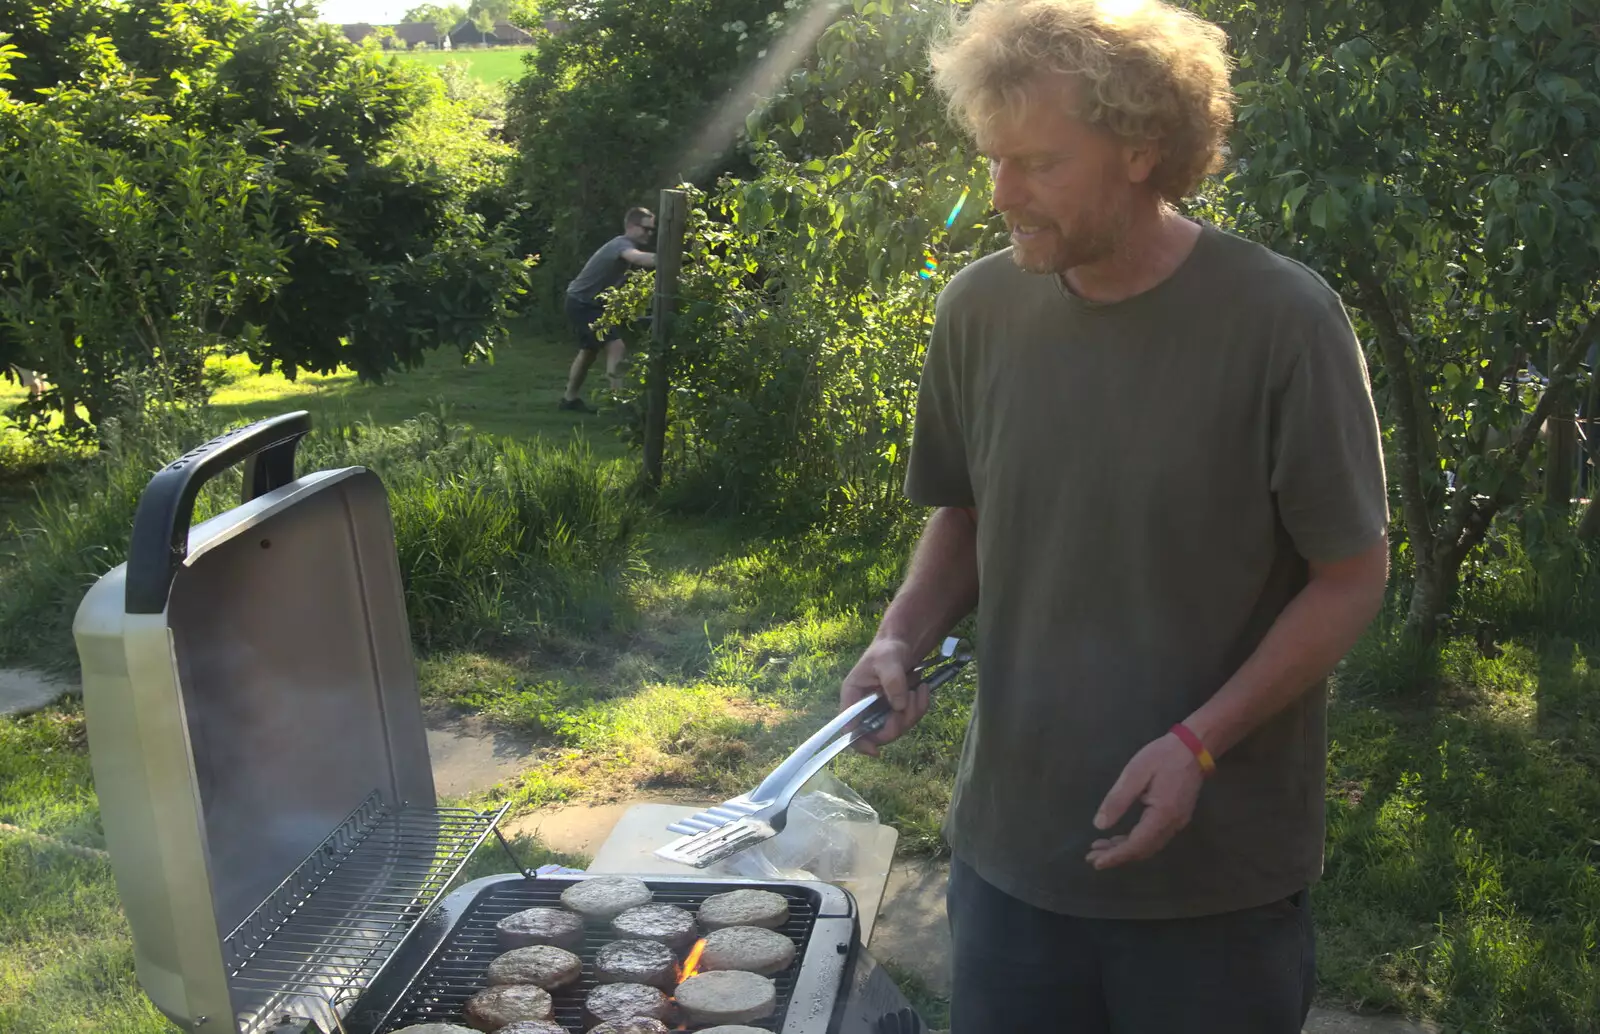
[560,207,656,413]
[839,2,1390,1031]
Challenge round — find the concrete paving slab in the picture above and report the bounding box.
[502,801,660,860]
[0,668,75,717]
[869,858,953,995]
[425,713,539,797]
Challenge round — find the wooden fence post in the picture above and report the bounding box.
[643,189,687,492]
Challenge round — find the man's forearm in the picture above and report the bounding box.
[1186,539,1389,758]
[876,506,980,659]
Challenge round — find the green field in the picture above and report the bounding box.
[395,44,536,84]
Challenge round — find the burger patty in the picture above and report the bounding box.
[485,944,583,989]
[610,903,698,951]
[595,938,678,989]
[462,984,554,1031]
[495,907,585,952]
[696,889,788,931]
[586,1020,672,1034]
[700,925,796,975]
[492,1023,567,1034]
[560,875,653,920]
[584,981,674,1027]
[674,970,777,1027]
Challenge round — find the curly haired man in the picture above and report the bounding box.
[839,2,1391,1029]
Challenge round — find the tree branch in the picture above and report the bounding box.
[1354,271,1436,561]
[1444,308,1600,566]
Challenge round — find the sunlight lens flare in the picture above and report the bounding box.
[671,0,847,180]
[918,187,971,279]
[945,186,970,229]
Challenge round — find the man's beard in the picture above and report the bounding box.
[1008,204,1127,276]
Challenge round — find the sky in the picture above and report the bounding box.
[307,0,411,24]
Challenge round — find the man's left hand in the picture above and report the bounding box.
[1086,732,1205,870]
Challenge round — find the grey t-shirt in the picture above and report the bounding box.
[567,235,640,304]
[905,222,1388,920]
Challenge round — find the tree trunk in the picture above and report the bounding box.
[1403,548,1456,648]
[1578,494,1600,540]
[1355,275,1438,554]
[1547,342,1578,508]
[1547,412,1577,508]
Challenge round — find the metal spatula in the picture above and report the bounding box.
[654,637,974,868]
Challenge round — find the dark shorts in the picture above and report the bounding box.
[946,855,1316,1034]
[565,294,615,351]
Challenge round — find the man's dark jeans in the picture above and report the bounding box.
[947,856,1316,1033]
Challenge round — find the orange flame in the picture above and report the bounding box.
[678,938,708,982]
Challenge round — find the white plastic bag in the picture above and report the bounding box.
[706,770,879,883]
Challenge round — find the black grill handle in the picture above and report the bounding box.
[125,411,313,614]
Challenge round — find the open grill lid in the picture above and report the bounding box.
[74,413,503,1034]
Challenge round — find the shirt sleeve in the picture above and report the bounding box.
[1270,296,1390,563]
[904,298,976,508]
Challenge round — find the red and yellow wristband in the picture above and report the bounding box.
[1170,722,1216,778]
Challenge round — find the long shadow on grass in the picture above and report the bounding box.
[1315,646,1600,1031]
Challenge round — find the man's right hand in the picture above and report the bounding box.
[840,637,930,757]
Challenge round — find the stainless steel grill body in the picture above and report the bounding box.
[74,414,458,1034]
[73,413,928,1034]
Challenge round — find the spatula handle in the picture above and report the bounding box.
[750,643,970,803]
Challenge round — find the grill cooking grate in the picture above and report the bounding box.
[224,791,506,1033]
[381,878,821,1033]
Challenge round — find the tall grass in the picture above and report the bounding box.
[377,426,643,649]
[0,408,232,670]
[0,407,643,669]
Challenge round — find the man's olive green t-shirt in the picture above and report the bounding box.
[905,222,1388,920]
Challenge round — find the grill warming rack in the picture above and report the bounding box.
[224,791,507,1033]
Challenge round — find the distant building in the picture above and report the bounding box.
[340,19,553,50]
[445,19,537,47]
[340,22,377,44]
[393,22,444,49]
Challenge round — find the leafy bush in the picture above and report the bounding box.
[0,408,642,668]
[0,66,287,435]
[602,0,1000,531]
[503,0,790,322]
[0,0,532,439]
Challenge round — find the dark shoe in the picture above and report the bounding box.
[558,397,596,413]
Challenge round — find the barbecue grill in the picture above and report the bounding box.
[73,412,928,1034]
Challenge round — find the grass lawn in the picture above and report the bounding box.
[205,329,622,460]
[394,45,537,84]
[2,325,1599,1030]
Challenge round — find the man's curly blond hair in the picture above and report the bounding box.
[930,0,1235,201]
